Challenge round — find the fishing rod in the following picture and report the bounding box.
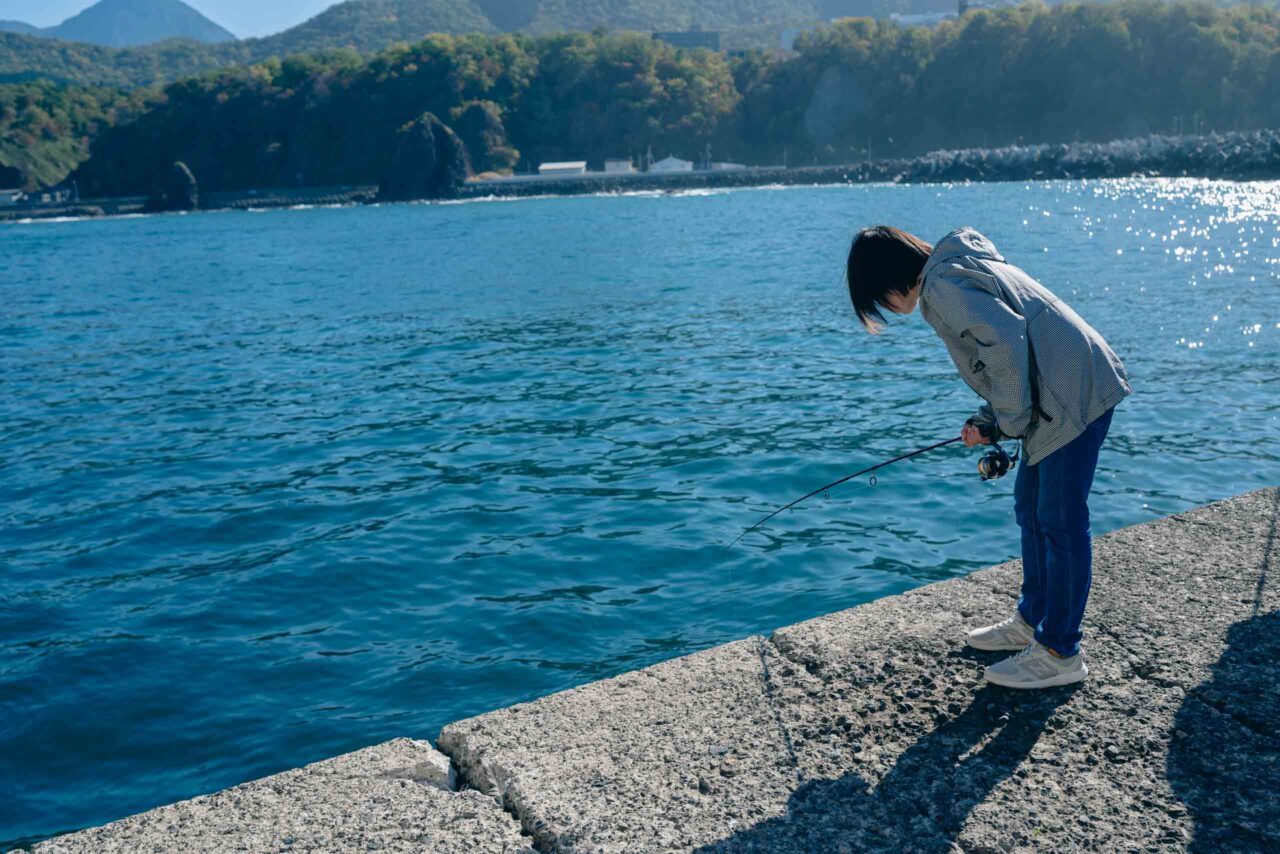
[728,433,1017,548]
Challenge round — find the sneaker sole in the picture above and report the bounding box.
[966,635,1033,652]
[984,662,1088,689]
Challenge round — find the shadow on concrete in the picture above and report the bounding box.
[695,678,1081,853]
[1167,489,1279,852]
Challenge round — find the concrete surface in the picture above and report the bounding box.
[32,487,1278,853]
[32,739,535,853]
[439,487,1279,853]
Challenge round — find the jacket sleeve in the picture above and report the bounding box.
[929,272,1036,439]
[968,402,1003,439]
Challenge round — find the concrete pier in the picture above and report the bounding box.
[30,487,1279,853]
[31,739,534,854]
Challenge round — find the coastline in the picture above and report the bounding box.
[4,128,1277,224]
[458,128,1280,200]
[22,486,1280,853]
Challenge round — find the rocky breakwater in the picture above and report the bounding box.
[879,128,1280,184]
[27,486,1280,853]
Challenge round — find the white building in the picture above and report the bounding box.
[0,188,23,206]
[650,156,693,173]
[604,158,635,174]
[710,162,746,171]
[538,161,587,176]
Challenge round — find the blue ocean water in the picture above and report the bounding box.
[2,178,1278,847]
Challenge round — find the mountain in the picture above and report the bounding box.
[523,0,822,32]
[252,0,829,56]
[473,0,540,30]
[0,0,947,89]
[4,0,236,49]
[258,0,496,56]
[0,21,42,36]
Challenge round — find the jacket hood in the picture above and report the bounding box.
[921,226,1005,278]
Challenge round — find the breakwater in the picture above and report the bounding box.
[459,129,1280,200]
[25,486,1280,853]
[0,186,376,222]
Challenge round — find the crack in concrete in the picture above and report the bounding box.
[1085,621,1198,694]
[1252,489,1277,617]
[433,742,544,853]
[1183,691,1278,744]
[755,635,807,788]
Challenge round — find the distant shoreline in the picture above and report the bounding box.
[455,129,1280,199]
[4,129,1276,223]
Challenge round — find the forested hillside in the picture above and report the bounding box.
[0,32,250,88]
[3,1,1278,193]
[524,0,821,31]
[0,0,826,88]
[739,0,1280,161]
[0,81,139,187]
[68,32,738,196]
[258,0,498,55]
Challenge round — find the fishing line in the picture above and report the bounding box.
[728,434,1018,548]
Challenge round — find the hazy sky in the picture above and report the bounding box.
[0,0,340,38]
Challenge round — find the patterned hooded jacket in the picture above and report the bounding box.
[918,226,1131,466]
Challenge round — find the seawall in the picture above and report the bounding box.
[26,487,1279,853]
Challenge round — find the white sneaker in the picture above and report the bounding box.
[984,640,1088,689]
[966,611,1035,651]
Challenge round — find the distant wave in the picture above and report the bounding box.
[436,181,868,206]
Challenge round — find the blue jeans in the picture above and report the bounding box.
[1013,406,1114,657]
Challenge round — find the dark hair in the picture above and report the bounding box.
[845,225,933,333]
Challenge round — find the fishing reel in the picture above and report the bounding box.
[977,443,1017,480]
[972,422,1019,481]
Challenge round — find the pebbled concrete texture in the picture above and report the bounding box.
[32,739,535,854]
[439,487,1279,853]
[31,488,1278,853]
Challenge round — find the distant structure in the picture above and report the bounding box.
[653,26,721,51]
[958,0,1020,13]
[710,162,746,171]
[538,161,588,176]
[0,180,76,208]
[890,10,957,26]
[780,25,820,51]
[650,156,694,173]
[36,187,74,205]
[604,158,635,174]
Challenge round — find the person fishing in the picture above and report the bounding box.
[845,225,1131,689]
